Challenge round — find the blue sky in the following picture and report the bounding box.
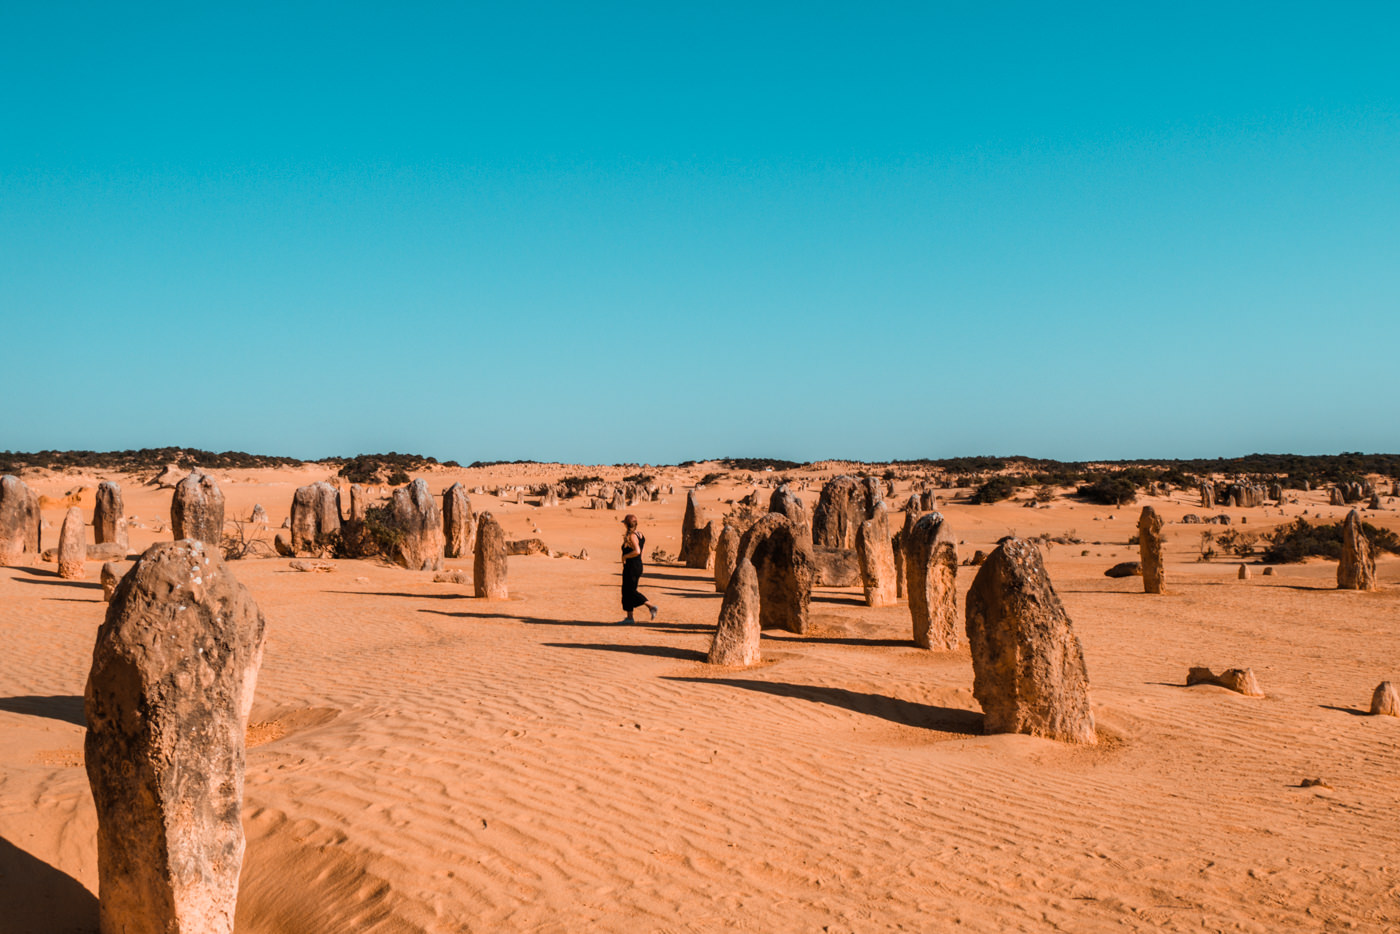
[2,3,1396,464]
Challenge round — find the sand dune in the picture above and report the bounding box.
[2,467,1398,932]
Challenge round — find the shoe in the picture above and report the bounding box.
[648,605,659,621]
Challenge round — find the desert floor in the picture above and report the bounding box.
[2,464,1399,933]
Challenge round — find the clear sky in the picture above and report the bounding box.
[2,3,1396,465]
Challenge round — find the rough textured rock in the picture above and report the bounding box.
[1370,681,1400,716]
[273,531,294,557]
[433,569,472,584]
[855,504,896,607]
[94,481,128,549]
[288,559,335,572]
[905,512,958,649]
[726,513,813,635]
[1200,482,1215,508]
[1186,666,1264,697]
[443,483,476,559]
[811,476,867,549]
[1104,561,1142,578]
[170,471,225,546]
[1137,506,1165,594]
[0,474,42,565]
[100,561,127,601]
[473,512,508,599]
[84,540,266,934]
[539,484,560,508]
[389,479,444,571]
[1337,509,1377,591]
[707,560,762,666]
[1370,493,1383,510]
[680,492,714,568]
[768,485,811,545]
[861,476,884,517]
[964,539,1096,744]
[714,523,741,593]
[151,464,184,488]
[892,530,906,598]
[505,538,551,556]
[1329,487,1346,506]
[57,506,87,579]
[348,484,367,522]
[290,482,342,556]
[811,547,860,586]
[1238,563,1251,580]
[249,504,268,529]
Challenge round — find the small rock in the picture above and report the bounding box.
[1104,561,1142,578]
[1370,681,1399,717]
[288,560,335,572]
[1186,666,1264,697]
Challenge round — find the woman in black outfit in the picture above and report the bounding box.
[620,513,659,623]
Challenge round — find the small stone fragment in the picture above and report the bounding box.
[1186,666,1264,697]
[1104,561,1142,578]
[1370,681,1400,716]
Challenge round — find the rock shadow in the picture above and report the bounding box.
[1319,704,1371,717]
[418,608,623,628]
[13,577,102,591]
[0,695,86,727]
[0,835,98,933]
[544,642,707,662]
[665,677,983,734]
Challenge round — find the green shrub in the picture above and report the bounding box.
[1261,518,1400,564]
[1075,477,1138,506]
[970,476,1018,504]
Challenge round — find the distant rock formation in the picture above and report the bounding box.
[170,471,225,546]
[1137,506,1165,594]
[905,512,958,649]
[473,512,508,599]
[1337,509,1376,591]
[94,481,128,549]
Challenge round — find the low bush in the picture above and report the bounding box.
[1261,518,1400,564]
[970,476,1018,504]
[1075,476,1138,506]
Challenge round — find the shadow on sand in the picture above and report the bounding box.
[664,677,983,734]
[544,642,707,662]
[1319,704,1371,717]
[417,608,625,628]
[0,836,97,934]
[12,577,102,591]
[0,695,86,727]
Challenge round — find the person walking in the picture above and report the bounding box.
[620,513,659,623]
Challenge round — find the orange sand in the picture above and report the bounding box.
[2,464,1398,932]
